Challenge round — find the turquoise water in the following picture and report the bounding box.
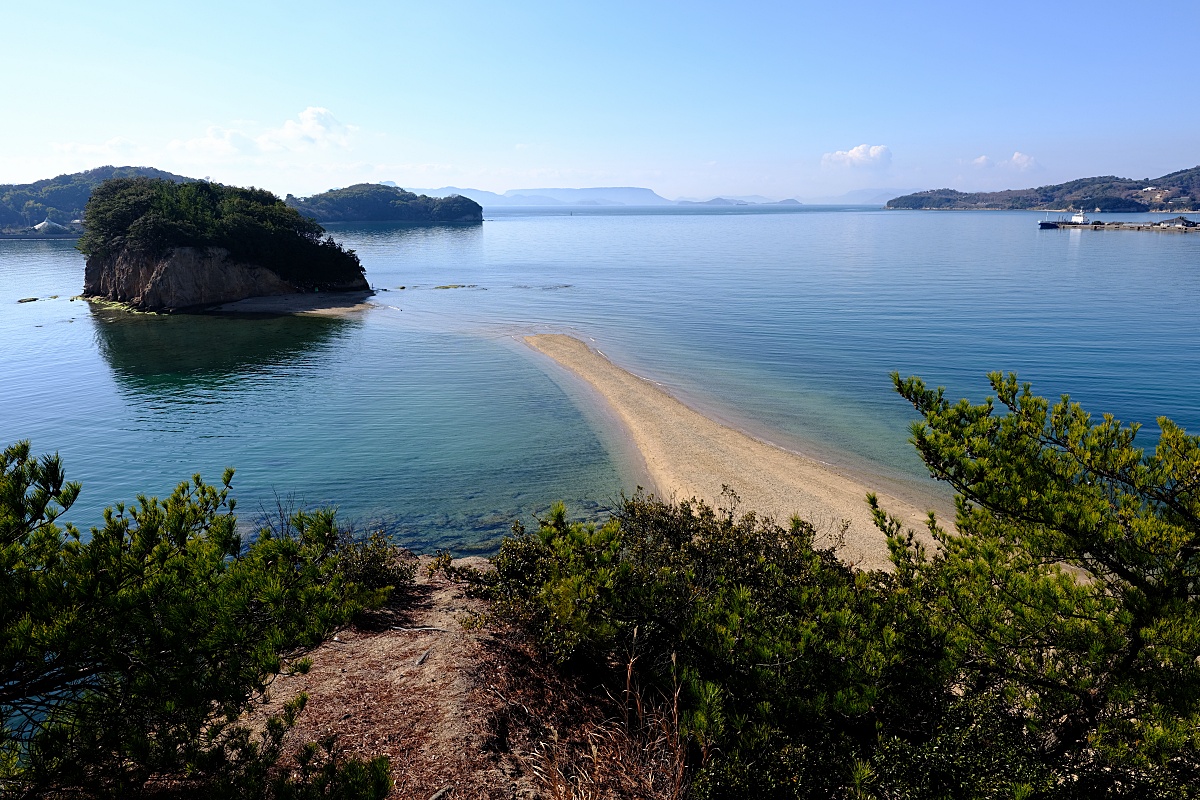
[3,207,1199,548]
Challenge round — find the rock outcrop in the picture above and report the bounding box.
[83,246,369,312]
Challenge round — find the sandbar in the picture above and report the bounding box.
[524,334,942,571]
[208,290,374,317]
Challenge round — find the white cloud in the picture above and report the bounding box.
[169,126,257,156]
[256,107,354,152]
[964,151,1037,173]
[167,108,355,158]
[822,144,891,169]
[1007,151,1036,171]
[51,136,144,159]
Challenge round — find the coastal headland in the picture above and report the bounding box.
[524,333,942,571]
[886,164,1199,211]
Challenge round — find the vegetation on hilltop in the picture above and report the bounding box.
[0,165,193,231]
[285,184,483,224]
[0,441,413,797]
[887,165,1200,211]
[472,373,1200,798]
[78,177,365,289]
[7,365,1199,796]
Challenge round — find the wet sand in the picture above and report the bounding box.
[524,334,941,571]
[208,290,374,316]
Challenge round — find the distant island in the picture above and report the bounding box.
[0,165,193,233]
[1,169,806,228]
[403,185,804,208]
[887,165,1200,212]
[403,185,676,207]
[285,184,482,224]
[1,169,485,235]
[80,178,367,312]
[678,197,802,206]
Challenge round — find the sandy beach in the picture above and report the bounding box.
[208,290,375,316]
[525,334,943,571]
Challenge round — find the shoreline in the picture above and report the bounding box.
[524,334,944,571]
[205,290,375,316]
[81,290,375,317]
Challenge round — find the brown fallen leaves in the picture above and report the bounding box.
[251,557,687,800]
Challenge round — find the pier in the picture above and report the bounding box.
[1039,215,1198,233]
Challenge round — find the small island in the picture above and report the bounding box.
[887,165,1200,212]
[80,178,369,312]
[285,183,483,224]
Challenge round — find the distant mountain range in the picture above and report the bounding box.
[1,167,812,234]
[678,197,802,206]
[395,183,803,208]
[887,167,1200,212]
[392,184,673,207]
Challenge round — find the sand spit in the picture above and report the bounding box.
[208,290,374,316]
[524,334,941,571]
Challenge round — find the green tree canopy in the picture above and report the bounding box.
[284,184,482,224]
[876,371,1200,795]
[78,178,365,289]
[0,441,390,797]
[0,165,194,230]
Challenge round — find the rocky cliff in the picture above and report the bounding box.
[84,246,369,312]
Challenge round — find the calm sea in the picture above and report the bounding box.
[3,206,1198,549]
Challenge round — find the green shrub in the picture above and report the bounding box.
[271,736,392,800]
[337,529,418,595]
[877,370,1200,796]
[474,491,1030,798]
[0,441,389,797]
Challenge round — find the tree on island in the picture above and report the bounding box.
[78,177,365,291]
[284,183,482,224]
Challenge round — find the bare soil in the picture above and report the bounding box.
[252,557,621,800]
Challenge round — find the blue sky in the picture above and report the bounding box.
[3,1,1196,199]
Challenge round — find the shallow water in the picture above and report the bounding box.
[3,207,1198,548]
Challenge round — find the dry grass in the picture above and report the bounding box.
[239,557,689,799]
[524,654,689,800]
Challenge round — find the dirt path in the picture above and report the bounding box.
[256,557,547,799]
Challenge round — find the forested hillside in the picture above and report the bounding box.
[887,165,1200,211]
[0,165,193,230]
[285,184,482,224]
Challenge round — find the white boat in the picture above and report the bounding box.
[1039,208,1091,229]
